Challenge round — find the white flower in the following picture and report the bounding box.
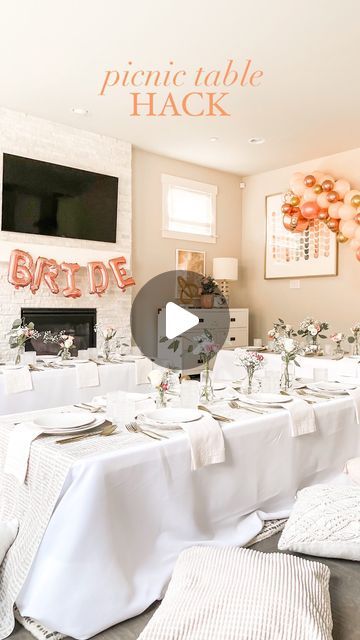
[283,338,295,353]
[64,336,74,349]
[308,324,318,336]
[148,369,163,388]
[330,332,344,343]
[285,324,292,333]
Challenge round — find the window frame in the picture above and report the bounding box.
[161,173,218,243]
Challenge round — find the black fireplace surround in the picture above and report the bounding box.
[21,308,97,355]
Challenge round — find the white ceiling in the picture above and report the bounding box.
[0,0,359,175]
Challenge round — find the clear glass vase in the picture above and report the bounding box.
[307,334,322,355]
[103,340,111,361]
[333,342,344,359]
[15,344,25,365]
[240,369,261,395]
[60,347,72,361]
[352,335,360,356]
[156,390,167,408]
[280,360,295,391]
[200,367,214,404]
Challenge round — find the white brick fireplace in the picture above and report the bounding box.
[0,108,132,360]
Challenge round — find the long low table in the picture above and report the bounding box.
[0,361,151,415]
[1,394,358,638]
[213,348,360,382]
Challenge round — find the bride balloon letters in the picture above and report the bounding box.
[7,249,135,298]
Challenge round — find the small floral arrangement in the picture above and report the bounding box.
[267,319,296,352]
[43,331,75,360]
[200,275,218,295]
[148,369,171,407]
[298,317,328,339]
[191,330,220,363]
[330,332,346,344]
[279,337,301,389]
[8,319,40,364]
[95,325,117,341]
[348,323,360,346]
[234,349,264,393]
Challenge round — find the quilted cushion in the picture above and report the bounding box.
[139,546,332,640]
[278,484,360,560]
[344,457,360,485]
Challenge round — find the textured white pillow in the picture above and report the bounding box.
[344,457,360,485]
[139,546,332,640]
[0,519,18,565]
[278,484,360,560]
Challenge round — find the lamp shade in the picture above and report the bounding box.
[213,257,238,281]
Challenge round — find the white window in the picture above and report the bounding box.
[162,174,217,243]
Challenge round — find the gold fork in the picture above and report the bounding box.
[228,400,267,414]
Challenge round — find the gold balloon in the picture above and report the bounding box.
[313,184,323,194]
[351,194,360,208]
[336,232,348,243]
[327,218,340,232]
[290,195,300,207]
[318,210,329,222]
[355,213,360,224]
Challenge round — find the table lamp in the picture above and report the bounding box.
[213,257,238,304]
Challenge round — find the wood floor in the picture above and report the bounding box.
[10,533,360,640]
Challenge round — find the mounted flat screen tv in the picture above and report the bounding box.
[1,153,118,243]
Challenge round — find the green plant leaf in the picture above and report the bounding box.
[348,336,355,343]
[12,319,21,328]
[159,336,168,343]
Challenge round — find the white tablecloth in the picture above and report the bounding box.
[0,363,150,415]
[15,396,360,639]
[213,348,360,382]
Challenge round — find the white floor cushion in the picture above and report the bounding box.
[138,546,332,640]
[278,484,360,560]
[0,519,18,565]
[344,457,360,484]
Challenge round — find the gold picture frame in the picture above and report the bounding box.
[175,249,205,303]
[264,193,338,279]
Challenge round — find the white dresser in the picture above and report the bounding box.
[157,307,249,371]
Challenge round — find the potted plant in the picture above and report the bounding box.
[200,275,217,309]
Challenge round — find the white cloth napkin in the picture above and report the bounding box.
[181,413,225,470]
[140,413,225,471]
[135,358,153,385]
[347,387,360,424]
[4,423,42,484]
[280,398,316,437]
[3,367,33,395]
[75,362,100,388]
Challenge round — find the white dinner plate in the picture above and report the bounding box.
[308,381,356,394]
[144,408,202,424]
[214,383,226,391]
[119,355,145,361]
[33,412,96,430]
[348,355,360,360]
[37,355,57,361]
[240,392,293,405]
[56,360,76,366]
[3,364,24,370]
[243,346,267,351]
[34,416,105,436]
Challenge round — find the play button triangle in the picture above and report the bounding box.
[165,302,199,340]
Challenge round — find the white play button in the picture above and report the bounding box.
[165,302,199,340]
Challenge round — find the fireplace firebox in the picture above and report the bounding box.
[21,308,97,355]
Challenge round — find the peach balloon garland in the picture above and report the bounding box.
[282,170,360,259]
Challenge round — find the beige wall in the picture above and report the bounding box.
[241,146,360,343]
[132,148,242,354]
